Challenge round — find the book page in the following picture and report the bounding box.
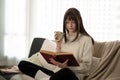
[40,39,56,52]
[40,50,56,55]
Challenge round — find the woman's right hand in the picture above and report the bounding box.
[54,32,62,50]
[56,40,62,51]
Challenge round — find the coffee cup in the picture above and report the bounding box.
[54,31,64,41]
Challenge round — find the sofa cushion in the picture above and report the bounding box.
[10,74,34,80]
[29,38,45,57]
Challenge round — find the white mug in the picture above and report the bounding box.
[54,31,64,41]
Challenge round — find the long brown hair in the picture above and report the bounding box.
[63,8,94,44]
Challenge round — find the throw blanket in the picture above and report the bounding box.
[86,41,120,80]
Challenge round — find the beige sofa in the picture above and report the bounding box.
[86,40,120,80]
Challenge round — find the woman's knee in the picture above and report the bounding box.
[18,60,29,71]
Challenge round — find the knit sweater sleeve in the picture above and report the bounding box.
[69,36,94,74]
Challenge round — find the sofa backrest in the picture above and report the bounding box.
[93,41,106,58]
[93,41,120,58]
[29,38,120,59]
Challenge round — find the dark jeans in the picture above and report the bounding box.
[18,60,78,80]
[50,68,79,80]
[18,60,54,78]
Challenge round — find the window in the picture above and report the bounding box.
[4,0,27,59]
[30,0,120,41]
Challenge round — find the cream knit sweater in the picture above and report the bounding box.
[60,34,94,79]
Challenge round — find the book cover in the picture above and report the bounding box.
[40,50,79,66]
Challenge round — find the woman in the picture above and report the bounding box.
[50,7,94,80]
[18,7,94,80]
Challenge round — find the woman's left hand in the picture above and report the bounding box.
[49,58,69,68]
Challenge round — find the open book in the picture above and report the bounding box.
[40,50,79,66]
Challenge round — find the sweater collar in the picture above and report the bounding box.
[67,33,82,42]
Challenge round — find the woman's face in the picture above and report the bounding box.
[65,19,76,33]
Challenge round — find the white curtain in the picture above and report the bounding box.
[0,0,29,66]
[0,0,5,65]
[29,0,120,41]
